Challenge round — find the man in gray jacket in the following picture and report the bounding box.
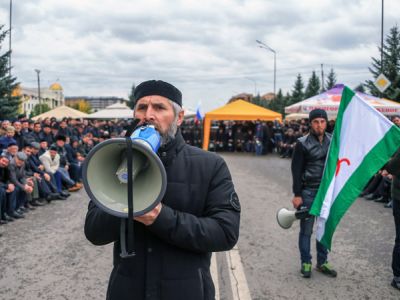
[9,152,34,214]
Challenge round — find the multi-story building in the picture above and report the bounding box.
[13,82,65,116]
[65,96,128,112]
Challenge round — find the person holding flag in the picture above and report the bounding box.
[386,148,400,290]
[291,108,337,279]
[307,87,400,285]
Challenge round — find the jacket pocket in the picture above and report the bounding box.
[161,276,204,300]
[107,267,142,300]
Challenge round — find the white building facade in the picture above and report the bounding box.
[13,83,65,117]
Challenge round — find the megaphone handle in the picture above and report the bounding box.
[120,219,135,258]
[120,136,136,258]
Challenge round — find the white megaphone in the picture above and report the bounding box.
[276,207,310,229]
[82,124,167,218]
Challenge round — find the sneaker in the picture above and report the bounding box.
[301,263,312,278]
[385,200,393,208]
[316,262,337,277]
[392,278,400,290]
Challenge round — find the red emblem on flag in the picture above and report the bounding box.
[336,158,351,176]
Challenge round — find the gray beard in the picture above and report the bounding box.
[159,119,179,147]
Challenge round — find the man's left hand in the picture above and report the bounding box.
[134,203,162,226]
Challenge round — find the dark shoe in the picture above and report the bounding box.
[301,263,312,278]
[51,193,67,200]
[374,196,388,203]
[364,193,377,200]
[316,262,337,278]
[16,208,25,214]
[60,191,70,198]
[3,213,14,222]
[391,278,400,290]
[18,206,27,213]
[31,200,45,207]
[37,198,47,205]
[385,200,393,208]
[10,212,24,219]
[25,203,36,210]
[0,219,7,225]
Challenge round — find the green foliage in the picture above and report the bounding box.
[289,74,304,105]
[30,103,50,118]
[365,25,400,101]
[0,25,20,119]
[354,83,366,93]
[325,68,337,90]
[266,89,286,115]
[72,100,91,113]
[305,71,321,98]
[128,83,136,109]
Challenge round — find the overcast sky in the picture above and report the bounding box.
[0,0,399,111]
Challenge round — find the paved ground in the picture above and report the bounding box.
[0,153,399,299]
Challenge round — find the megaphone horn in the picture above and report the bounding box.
[276,207,310,229]
[83,125,167,218]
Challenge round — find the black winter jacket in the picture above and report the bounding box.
[292,132,331,196]
[386,148,400,201]
[84,131,240,300]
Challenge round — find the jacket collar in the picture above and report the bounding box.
[157,129,185,167]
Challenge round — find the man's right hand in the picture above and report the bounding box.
[292,196,303,209]
[24,184,33,193]
[6,183,15,193]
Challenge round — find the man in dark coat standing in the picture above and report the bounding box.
[84,80,240,300]
[291,109,336,279]
[386,148,400,291]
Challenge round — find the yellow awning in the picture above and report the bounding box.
[202,100,282,150]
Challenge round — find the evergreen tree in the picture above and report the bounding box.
[29,103,50,118]
[127,83,136,109]
[365,25,400,101]
[290,74,304,105]
[271,89,286,115]
[305,71,321,98]
[325,68,337,90]
[354,83,366,93]
[0,25,20,119]
[283,92,292,117]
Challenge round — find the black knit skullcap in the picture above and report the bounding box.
[133,80,182,107]
[309,109,328,122]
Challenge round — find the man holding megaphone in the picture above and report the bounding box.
[84,80,240,300]
[291,109,337,279]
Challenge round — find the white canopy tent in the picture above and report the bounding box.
[32,105,88,120]
[87,102,134,119]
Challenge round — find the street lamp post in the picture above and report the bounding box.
[9,0,12,78]
[245,77,257,96]
[256,40,276,99]
[34,69,41,114]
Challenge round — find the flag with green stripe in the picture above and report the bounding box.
[309,86,400,250]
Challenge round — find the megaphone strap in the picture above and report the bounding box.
[120,136,136,258]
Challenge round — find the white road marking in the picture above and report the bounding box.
[211,253,220,300]
[226,246,252,300]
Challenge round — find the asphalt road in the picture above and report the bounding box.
[0,153,398,299]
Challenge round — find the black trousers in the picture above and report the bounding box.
[393,199,400,277]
